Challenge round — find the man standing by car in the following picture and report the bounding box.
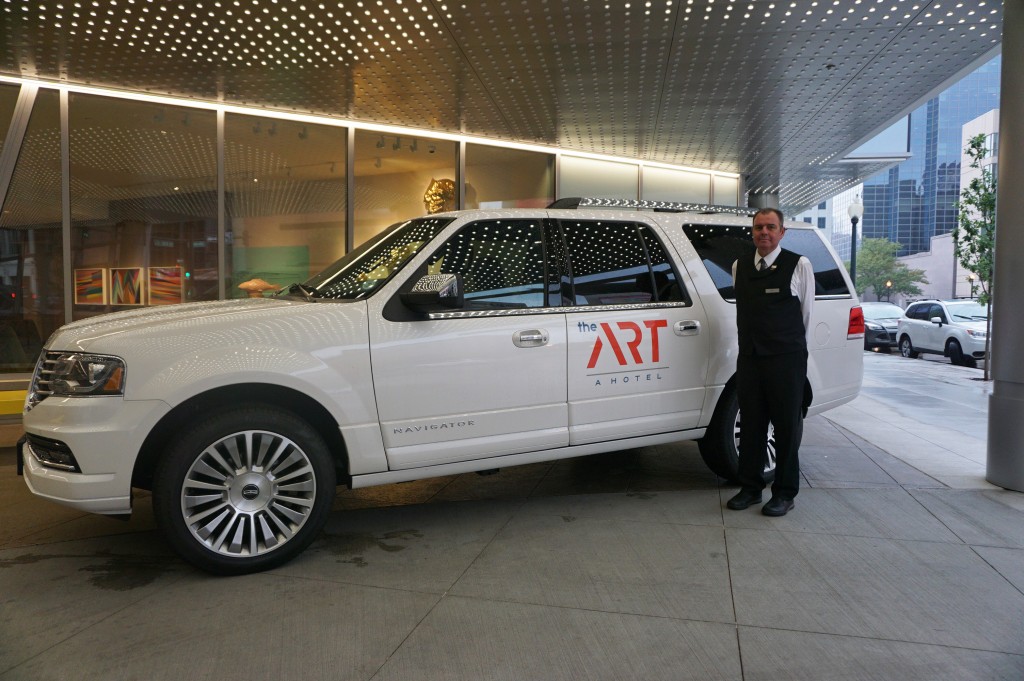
[727,208,815,516]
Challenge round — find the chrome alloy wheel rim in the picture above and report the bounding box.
[180,430,317,558]
[733,412,778,475]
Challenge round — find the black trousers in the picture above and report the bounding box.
[736,350,807,499]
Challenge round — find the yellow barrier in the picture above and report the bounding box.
[0,390,27,416]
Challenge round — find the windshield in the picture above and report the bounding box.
[291,217,454,300]
[862,304,904,320]
[946,301,988,321]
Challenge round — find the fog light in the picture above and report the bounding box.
[26,435,81,472]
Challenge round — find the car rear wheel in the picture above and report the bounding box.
[899,336,919,359]
[153,405,336,575]
[698,387,776,483]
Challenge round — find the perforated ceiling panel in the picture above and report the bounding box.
[0,0,1003,213]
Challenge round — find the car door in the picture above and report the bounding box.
[368,217,568,470]
[557,218,710,445]
[922,302,948,351]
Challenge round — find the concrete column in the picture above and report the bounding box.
[987,0,1024,491]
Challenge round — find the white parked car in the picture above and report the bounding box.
[897,299,989,367]
[18,198,864,574]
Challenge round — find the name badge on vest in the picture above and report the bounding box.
[765,288,780,294]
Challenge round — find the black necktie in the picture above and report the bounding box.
[758,258,767,271]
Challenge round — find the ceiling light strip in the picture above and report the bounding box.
[0,74,738,180]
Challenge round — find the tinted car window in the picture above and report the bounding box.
[681,223,851,299]
[423,219,547,309]
[641,227,691,304]
[560,220,689,306]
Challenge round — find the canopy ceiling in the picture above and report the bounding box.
[0,0,1004,213]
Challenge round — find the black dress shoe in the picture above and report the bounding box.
[762,496,795,517]
[726,489,763,510]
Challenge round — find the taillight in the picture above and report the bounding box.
[848,306,865,339]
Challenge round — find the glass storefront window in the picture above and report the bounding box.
[642,166,711,204]
[68,94,218,318]
[558,156,639,201]
[713,176,739,206]
[465,144,554,209]
[225,115,347,299]
[0,88,62,372]
[353,130,456,247]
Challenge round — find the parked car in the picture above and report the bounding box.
[861,301,904,352]
[897,299,989,366]
[18,198,864,574]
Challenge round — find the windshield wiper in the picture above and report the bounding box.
[284,283,319,301]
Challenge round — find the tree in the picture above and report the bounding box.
[847,238,928,301]
[954,133,996,379]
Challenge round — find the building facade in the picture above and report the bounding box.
[0,82,740,375]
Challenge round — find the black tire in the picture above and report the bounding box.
[899,336,919,359]
[153,405,336,576]
[946,339,976,367]
[697,387,776,483]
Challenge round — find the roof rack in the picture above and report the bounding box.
[547,197,756,216]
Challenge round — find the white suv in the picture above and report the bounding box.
[897,299,989,367]
[18,198,864,574]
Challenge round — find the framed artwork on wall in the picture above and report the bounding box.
[74,268,107,305]
[110,267,144,305]
[148,266,183,305]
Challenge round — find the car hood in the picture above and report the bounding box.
[45,298,310,349]
[39,297,377,405]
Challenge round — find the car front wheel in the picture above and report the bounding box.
[899,336,919,359]
[946,339,976,367]
[698,387,776,483]
[153,405,336,575]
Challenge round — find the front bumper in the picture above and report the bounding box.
[964,335,988,358]
[19,396,170,516]
[864,326,897,349]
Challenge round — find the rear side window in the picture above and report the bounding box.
[559,219,690,306]
[681,223,851,299]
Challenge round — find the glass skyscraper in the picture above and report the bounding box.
[862,55,1001,256]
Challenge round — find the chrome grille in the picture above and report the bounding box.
[27,351,60,409]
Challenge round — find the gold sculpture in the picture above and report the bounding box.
[423,178,456,213]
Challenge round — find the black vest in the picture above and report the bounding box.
[735,249,807,356]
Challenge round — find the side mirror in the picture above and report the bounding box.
[930,316,943,326]
[401,273,464,310]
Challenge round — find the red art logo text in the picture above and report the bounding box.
[584,319,668,369]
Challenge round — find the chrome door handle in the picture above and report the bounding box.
[513,329,549,347]
[675,320,701,336]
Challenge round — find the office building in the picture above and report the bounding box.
[862,55,1002,257]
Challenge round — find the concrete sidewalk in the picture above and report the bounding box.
[1,353,1022,680]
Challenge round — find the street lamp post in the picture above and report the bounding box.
[848,196,864,289]
[885,279,893,302]
[968,273,977,299]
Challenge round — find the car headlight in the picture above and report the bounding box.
[865,321,883,330]
[966,329,987,339]
[27,352,126,410]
